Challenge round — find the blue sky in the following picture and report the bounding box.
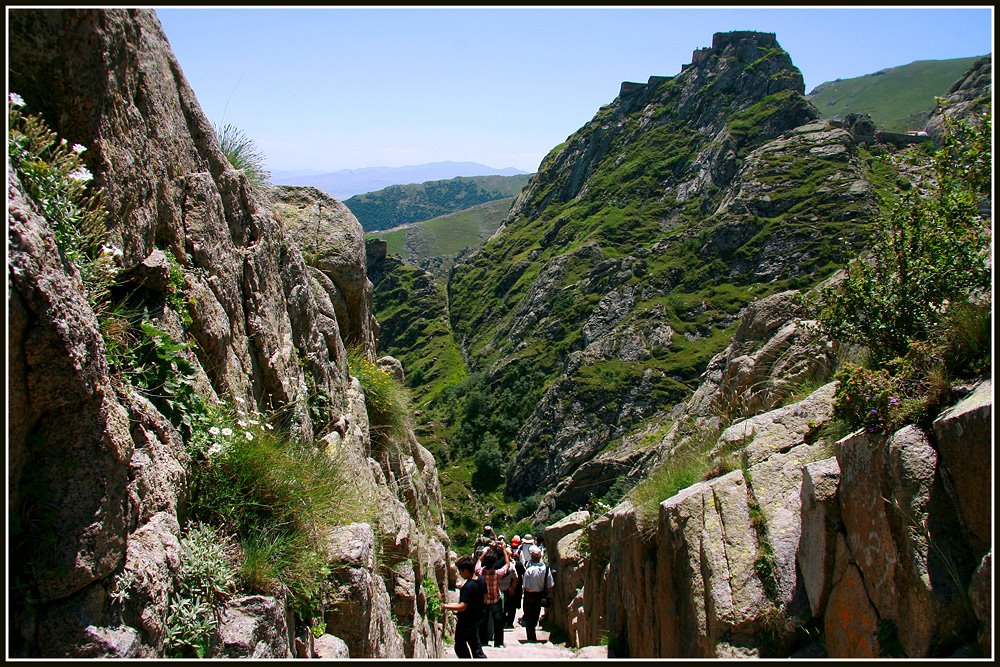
[155,6,993,174]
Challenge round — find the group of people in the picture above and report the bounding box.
[439,525,556,659]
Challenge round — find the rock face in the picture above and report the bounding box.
[544,380,991,658]
[8,8,449,659]
[449,31,877,514]
[923,56,992,139]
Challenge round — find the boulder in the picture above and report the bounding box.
[797,457,841,618]
[213,596,292,658]
[313,634,350,659]
[933,380,992,557]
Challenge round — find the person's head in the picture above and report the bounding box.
[523,533,534,545]
[512,535,521,547]
[483,524,493,536]
[456,555,476,577]
[482,550,498,569]
[529,545,542,561]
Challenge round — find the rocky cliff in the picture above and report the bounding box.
[544,364,991,657]
[8,8,450,658]
[448,31,878,514]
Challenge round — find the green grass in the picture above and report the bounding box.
[806,56,983,131]
[367,197,514,279]
[346,174,531,232]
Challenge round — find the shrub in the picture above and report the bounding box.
[348,348,413,444]
[187,401,367,617]
[817,108,991,366]
[421,574,442,621]
[215,123,271,199]
[165,523,238,658]
[8,92,120,320]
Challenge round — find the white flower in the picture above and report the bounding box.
[264,423,274,430]
[249,419,259,425]
[72,143,87,154]
[244,431,254,441]
[9,92,24,106]
[101,244,123,258]
[208,442,223,456]
[234,397,246,404]
[68,166,93,182]
[209,426,221,435]
[221,427,233,437]
[237,420,248,428]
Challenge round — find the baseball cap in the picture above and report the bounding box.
[511,536,521,546]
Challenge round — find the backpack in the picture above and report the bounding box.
[498,565,517,592]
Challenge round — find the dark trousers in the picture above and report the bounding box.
[522,591,544,642]
[478,599,505,647]
[454,617,486,658]
[502,586,518,626]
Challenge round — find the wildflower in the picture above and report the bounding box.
[68,166,93,182]
[234,397,246,404]
[245,431,254,441]
[249,418,260,425]
[101,244,124,258]
[264,423,274,430]
[870,409,879,415]
[238,420,248,428]
[208,442,223,456]
[221,427,233,436]
[889,397,899,404]
[209,426,221,436]
[9,92,24,106]
[72,143,87,154]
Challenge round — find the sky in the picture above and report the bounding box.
[155,6,994,174]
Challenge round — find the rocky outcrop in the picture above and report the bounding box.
[924,56,992,139]
[545,381,991,658]
[8,8,448,659]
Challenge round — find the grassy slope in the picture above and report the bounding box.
[346,174,530,232]
[369,197,514,274]
[806,56,982,131]
[449,47,878,503]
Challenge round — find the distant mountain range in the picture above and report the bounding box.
[806,55,985,132]
[271,161,529,200]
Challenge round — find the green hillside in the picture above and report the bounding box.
[345,173,530,232]
[806,56,983,131]
[369,197,514,279]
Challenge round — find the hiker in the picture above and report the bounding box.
[520,545,555,643]
[516,533,535,568]
[475,542,511,648]
[441,555,487,658]
[474,525,496,549]
[505,535,524,627]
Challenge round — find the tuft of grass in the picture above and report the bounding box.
[215,123,271,199]
[630,443,714,532]
[348,348,413,445]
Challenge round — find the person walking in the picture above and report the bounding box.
[505,536,524,627]
[475,543,511,648]
[520,545,555,644]
[441,555,487,658]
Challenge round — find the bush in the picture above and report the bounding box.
[818,108,991,366]
[471,432,505,491]
[8,92,119,320]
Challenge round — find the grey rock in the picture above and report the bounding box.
[213,596,292,658]
[797,457,841,618]
[313,633,350,659]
